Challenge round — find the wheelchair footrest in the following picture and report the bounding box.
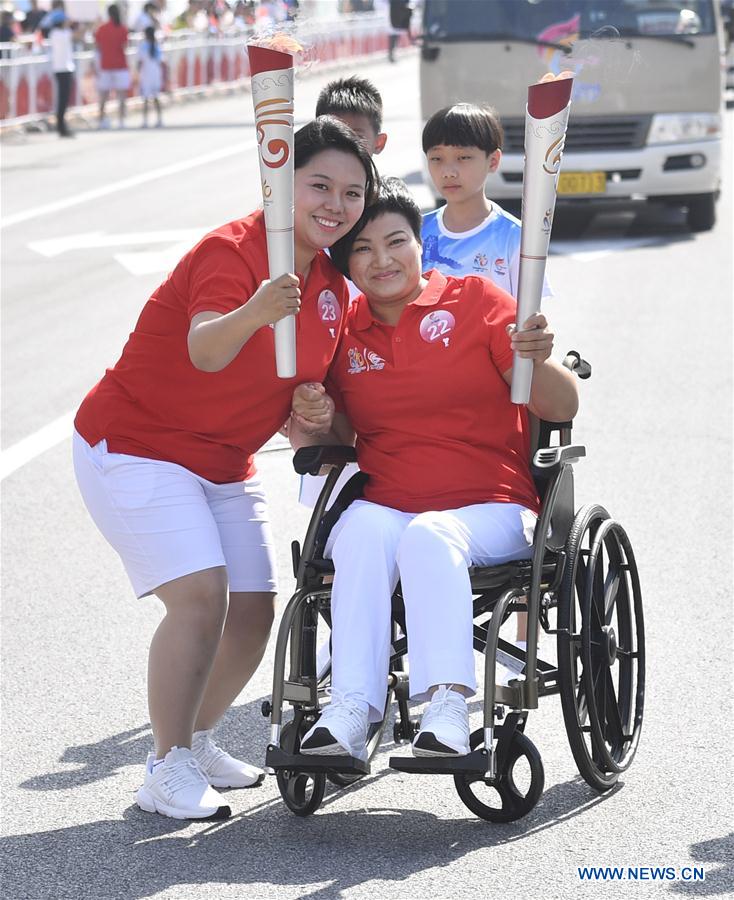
[266,745,370,775]
[388,749,488,775]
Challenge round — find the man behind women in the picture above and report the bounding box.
[297,75,389,510]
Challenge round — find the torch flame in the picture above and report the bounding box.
[538,70,575,83]
[248,32,303,54]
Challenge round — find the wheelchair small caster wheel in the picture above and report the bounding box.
[261,701,272,718]
[454,727,544,823]
[276,769,326,817]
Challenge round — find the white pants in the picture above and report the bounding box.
[325,499,537,722]
[73,431,277,598]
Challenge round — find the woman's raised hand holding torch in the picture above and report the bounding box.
[511,70,574,406]
[248,35,301,378]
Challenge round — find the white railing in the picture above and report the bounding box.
[0,15,409,127]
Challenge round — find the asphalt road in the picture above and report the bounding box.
[1,50,732,900]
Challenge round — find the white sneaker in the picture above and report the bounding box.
[136,747,231,819]
[412,685,471,757]
[98,117,111,130]
[191,730,264,788]
[300,696,369,761]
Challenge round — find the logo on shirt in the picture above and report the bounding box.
[347,346,385,374]
[473,252,488,271]
[493,257,508,276]
[366,350,385,370]
[317,290,340,337]
[419,310,455,347]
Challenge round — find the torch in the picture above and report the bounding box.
[511,72,574,405]
[248,39,298,378]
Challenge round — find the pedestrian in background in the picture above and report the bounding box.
[138,25,163,128]
[48,3,75,138]
[132,2,160,32]
[0,10,17,57]
[95,3,130,129]
[388,0,412,62]
[22,0,45,34]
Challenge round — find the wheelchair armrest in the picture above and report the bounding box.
[532,444,585,479]
[293,445,357,476]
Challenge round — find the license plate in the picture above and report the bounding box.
[557,171,607,195]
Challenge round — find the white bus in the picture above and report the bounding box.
[420,0,725,231]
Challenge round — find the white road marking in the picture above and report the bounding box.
[28,229,211,258]
[1,414,292,482]
[114,243,194,276]
[1,411,76,481]
[2,140,257,230]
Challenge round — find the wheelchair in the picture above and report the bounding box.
[263,352,645,822]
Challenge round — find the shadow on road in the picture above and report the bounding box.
[669,833,734,897]
[3,770,619,900]
[7,697,629,899]
[19,696,270,792]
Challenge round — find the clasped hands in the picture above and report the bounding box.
[290,382,335,436]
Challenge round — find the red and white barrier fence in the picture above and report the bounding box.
[0,16,410,128]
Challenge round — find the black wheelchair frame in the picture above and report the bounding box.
[263,353,645,822]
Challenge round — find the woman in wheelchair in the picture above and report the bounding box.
[289,178,579,763]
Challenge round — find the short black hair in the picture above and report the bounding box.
[294,116,378,205]
[422,103,504,155]
[315,76,383,135]
[330,177,420,278]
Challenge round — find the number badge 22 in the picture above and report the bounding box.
[419,310,455,347]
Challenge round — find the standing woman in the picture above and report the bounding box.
[73,117,377,820]
[95,3,129,128]
[137,25,163,128]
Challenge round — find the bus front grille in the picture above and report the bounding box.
[502,116,652,153]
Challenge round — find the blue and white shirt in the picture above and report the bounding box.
[421,203,554,302]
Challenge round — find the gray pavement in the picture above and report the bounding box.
[1,51,733,900]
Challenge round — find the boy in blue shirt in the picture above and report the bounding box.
[421,102,553,304]
[421,103,554,666]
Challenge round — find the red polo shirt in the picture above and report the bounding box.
[95,22,128,70]
[326,270,539,514]
[75,211,347,483]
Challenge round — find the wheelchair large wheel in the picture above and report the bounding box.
[558,504,645,791]
[454,727,544,823]
[276,722,327,817]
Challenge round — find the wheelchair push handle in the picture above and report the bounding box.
[292,444,357,476]
[562,350,592,380]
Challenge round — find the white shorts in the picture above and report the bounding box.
[97,69,131,93]
[73,431,277,598]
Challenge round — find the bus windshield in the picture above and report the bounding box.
[422,0,716,42]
